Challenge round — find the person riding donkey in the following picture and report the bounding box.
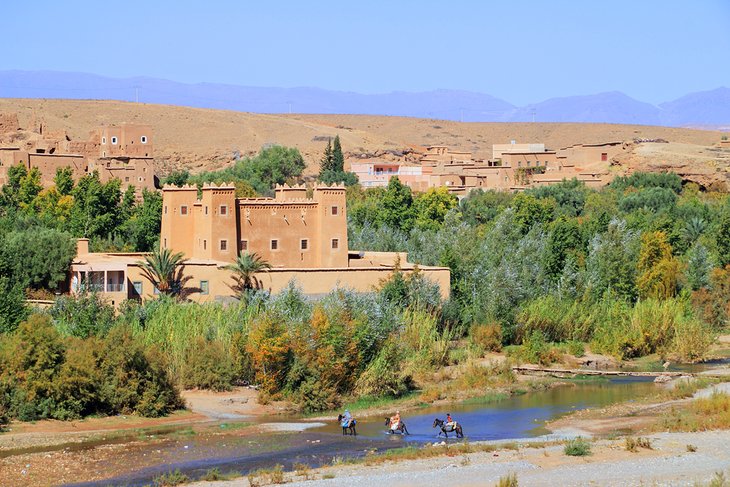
[341,409,353,428]
[446,413,455,430]
[390,410,401,431]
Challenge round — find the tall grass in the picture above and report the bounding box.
[518,294,714,361]
[129,300,255,383]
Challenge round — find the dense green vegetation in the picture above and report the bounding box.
[162,145,306,196]
[0,137,728,424]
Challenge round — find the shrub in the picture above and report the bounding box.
[625,436,652,452]
[50,292,116,338]
[470,323,503,353]
[355,340,411,397]
[154,469,189,486]
[181,337,234,391]
[496,472,519,487]
[686,444,697,452]
[564,437,591,456]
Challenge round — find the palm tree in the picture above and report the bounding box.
[225,252,272,298]
[138,247,188,297]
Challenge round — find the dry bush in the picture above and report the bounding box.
[470,323,503,353]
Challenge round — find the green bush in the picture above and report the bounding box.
[181,337,234,391]
[50,292,116,338]
[0,315,183,422]
[564,437,592,456]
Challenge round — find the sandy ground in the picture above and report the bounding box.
[192,430,730,487]
[0,98,723,177]
[0,387,285,453]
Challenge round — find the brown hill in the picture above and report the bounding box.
[0,98,726,187]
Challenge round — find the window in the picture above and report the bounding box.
[220,239,228,251]
[125,177,129,182]
[153,286,160,295]
[601,152,608,161]
[331,206,338,216]
[163,238,167,248]
[102,137,107,144]
[527,161,531,167]
[331,238,339,249]
[180,205,188,215]
[133,281,143,295]
[164,206,168,214]
[240,240,248,251]
[220,205,228,216]
[300,239,308,250]
[111,136,118,145]
[518,161,522,167]
[205,206,208,215]
[200,280,209,295]
[203,239,207,250]
[141,136,148,144]
[271,239,278,250]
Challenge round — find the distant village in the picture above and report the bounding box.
[0,112,650,305]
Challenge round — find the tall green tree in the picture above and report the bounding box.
[378,177,415,232]
[54,167,75,196]
[332,135,345,173]
[320,139,334,173]
[0,228,76,290]
[69,172,122,239]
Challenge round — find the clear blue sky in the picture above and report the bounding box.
[3,0,729,105]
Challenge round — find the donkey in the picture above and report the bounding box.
[433,418,464,438]
[384,417,409,435]
[337,414,357,436]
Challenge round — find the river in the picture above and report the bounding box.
[65,377,659,486]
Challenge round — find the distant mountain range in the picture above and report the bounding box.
[0,70,727,127]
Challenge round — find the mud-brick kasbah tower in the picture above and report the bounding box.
[160,183,349,268]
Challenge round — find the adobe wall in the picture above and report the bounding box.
[120,261,451,302]
[27,153,86,186]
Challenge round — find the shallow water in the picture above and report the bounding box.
[312,377,658,441]
[66,377,659,486]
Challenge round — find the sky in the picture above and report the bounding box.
[2,0,729,105]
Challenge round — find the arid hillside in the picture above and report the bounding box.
[0,98,727,186]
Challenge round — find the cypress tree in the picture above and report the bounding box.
[320,139,333,173]
[332,135,345,172]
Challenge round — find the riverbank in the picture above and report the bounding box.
[190,430,730,487]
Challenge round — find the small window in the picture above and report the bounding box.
[601,152,608,161]
[164,206,167,214]
[125,177,129,182]
[141,136,148,144]
[220,205,228,215]
[220,239,228,251]
[102,137,107,144]
[331,238,339,249]
[133,281,143,295]
[271,239,278,250]
[180,205,188,215]
[331,206,338,215]
[240,239,248,251]
[205,206,208,215]
[203,239,207,250]
[153,286,160,295]
[300,239,308,250]
[163,238,167,248]
[200,280,209,295]
[111,136,118,145]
